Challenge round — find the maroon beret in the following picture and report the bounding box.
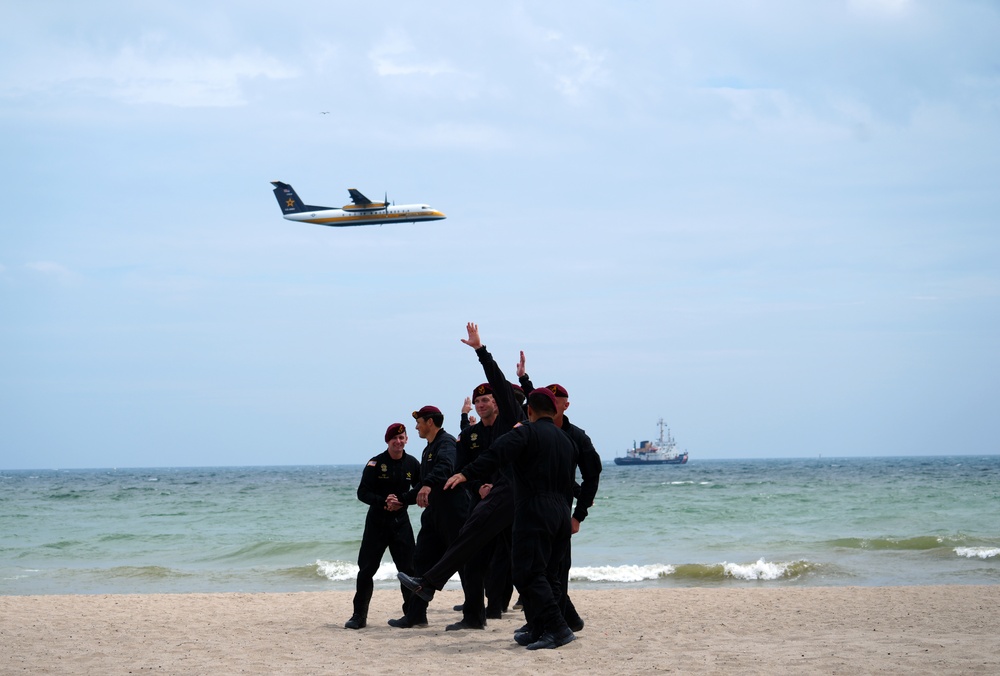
[528,388,559,412]
[412,405,442,419]
[547,383,569,398]
[385,423,406,443]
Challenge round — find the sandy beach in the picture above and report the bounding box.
[3,586,998,674]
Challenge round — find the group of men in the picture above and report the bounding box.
[344,323,602,650]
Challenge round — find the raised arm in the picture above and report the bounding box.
[518,350,535,394]
[461,322,523,425]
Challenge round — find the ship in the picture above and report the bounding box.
[614,418,688,465]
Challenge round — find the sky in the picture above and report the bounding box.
[2,1,998,469]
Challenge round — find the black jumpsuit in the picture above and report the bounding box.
[519,374,602,628]
[420,345,525,626]
[460,417,579,638]
[352,449,421,621]
[398,429,470,624]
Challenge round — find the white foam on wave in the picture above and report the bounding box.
[315,559,357,581]
[2,574,31,581]
[314,560,462,583]
[570,564,674,582]
[954,547,1000,559]
[2,568,42,582]
[723,558,795,581]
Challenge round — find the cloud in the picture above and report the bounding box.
[405,121,513,151]
[24,261,78,284]
[4,34,297,107]
[511,16,610,102]
[369,28,459,77]
[102,45,298,107]
[551,44,609,100]
[847,0,912,16]
[25,261,71,274]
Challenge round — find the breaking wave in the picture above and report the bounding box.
[314,559,427,583]
[827,536,970,551]
[569,559,814,583]
[954,547,1000,560]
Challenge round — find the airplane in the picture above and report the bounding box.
[270,181,446,227]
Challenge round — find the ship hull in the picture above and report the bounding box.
[614,454,688,466]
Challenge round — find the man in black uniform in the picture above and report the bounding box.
[345,422,421,630]
[518,354,602,634]
[396,323,524,630]
[444,388,579,650]
[386,405,470,628]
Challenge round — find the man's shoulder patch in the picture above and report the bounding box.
[367,460,377,467]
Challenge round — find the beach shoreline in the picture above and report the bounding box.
[3,586,998,674]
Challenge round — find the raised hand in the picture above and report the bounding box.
[461,322,482,350]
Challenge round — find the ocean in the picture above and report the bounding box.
[2,457,998,596]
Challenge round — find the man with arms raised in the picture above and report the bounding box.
[396,323,524,629]
[444,388,579,650]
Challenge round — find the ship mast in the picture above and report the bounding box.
[656,418,676,451]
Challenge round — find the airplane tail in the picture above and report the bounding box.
[270,181,330,214]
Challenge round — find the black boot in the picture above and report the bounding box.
[346,599,369,630]
[397,572,435,602]
[445,620,485,631]
[387,615,427,628]
[526,626,576,650]
[344,615,366,629]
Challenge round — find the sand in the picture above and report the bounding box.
[3,587,998,674]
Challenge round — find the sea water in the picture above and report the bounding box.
[2,457,998,595]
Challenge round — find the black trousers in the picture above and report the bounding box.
[352,511,415,619]
[486,525,513,613]
[423,489,514,625]
[511,494,572,637]
[405,499,468,623]
[557,538,582,624]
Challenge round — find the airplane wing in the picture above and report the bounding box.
[347,188,373,206]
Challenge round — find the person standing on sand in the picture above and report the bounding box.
[386,406,470,628]
[443,388,579,650]
[518,356,602,635]
[396,323,525,629]
[345,423,421,630]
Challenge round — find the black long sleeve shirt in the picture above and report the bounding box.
[460,417,578,508]
[518,373,602,522]
[357,449,421,518]
[400,429,460,509]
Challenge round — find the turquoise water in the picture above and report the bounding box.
[2,457,998,595]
